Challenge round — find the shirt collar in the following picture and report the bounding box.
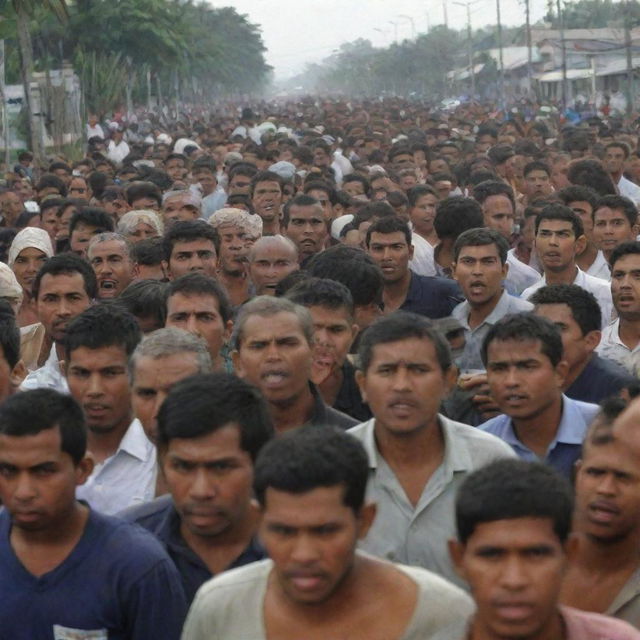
[117,418,154,462]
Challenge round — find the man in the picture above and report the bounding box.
[450,458,640,639]
[164,152,188,183]
[593,194,639,263]
[479,313,599,479]
[604,141,640,206]
[125,181,162,212]
[562,400,640,627]
[521,204,613,328]
[286,277,371,422]
[0,300,25,401]
[558,185,610,280]
[68,207,115,257]
[106,126,130,165]
[65,304,156,514]
[598,241,640,376]
[131,237,168,281]
[248,235,299,296]
[182,426,474,640]
[131,327,212,443]
[0,188,24,228]
[232,296,357,433]
[165,273,232,371]
[162,220,218,280]
[0,388,188,638]
[350,312,515,586]
[283,194,328,264]
[87,232,135,300]
[473,180,543,294]
[122,373,273,604]
[21,254,96,393]
[193,158,226,218]
[522,160,554,204]
[162,190,201,229]
[532,284,633,403]
[365,216,462,317]
[250,170,284,235]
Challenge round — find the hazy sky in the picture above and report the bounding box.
[207,0,549,78]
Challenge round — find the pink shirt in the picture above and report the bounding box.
[562,606,640,639]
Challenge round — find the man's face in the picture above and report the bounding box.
[343,180,365,198]
[14,180,33,203]
[593,207,637,256]
[53,168,71,186]
[0,191,23,225]
[535,219,583,274]
[409,193,437,239]
[103,198,129,222]
[36,272,92,342]
[0,427,91,533]
[524,170,553,200]
[68,178,90,201]
[391,152,414,171]
[476,135,495,154]
[451,517,568,640]
[217,224,251,277]
[313,148,331,168]
[12,247,48,293]
[306,189,334,223]
[40,207,60,242]
[162,196,192,228]
[260,485,372,605]
[611,254,640,320]
[482,195,515,239]
[285,204,327,262]
[66,345,132,435]
[166,292,230,364]
[228,174,253,196]
[604,146,626,174]
[575,439,640,543]
[168,239,217,279]
[439,145,460,164]
[165,158,186,182]
[130,196,160,211]
[70,222,102,257]
[367,231,413,285]
[193,170,217,197]
[356,337,453,436]
[89,240,134,299]
[486,339,565,421]
[133,352,201,443]
[453,243,507,308]
[252,181,283,223]
[233,311,312,406]
[550,157,570,190]
[249,242,299,295]
[567,200,594,239]
[308,305,357,374]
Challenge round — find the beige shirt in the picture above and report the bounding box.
[181,555,473,640]
[608,565,640,629]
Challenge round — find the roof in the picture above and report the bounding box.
[535,68,593,82]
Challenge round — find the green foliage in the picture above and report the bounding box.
[546,0,640,28]
[74,49,129,116]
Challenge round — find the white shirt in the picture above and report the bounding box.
[617,175,640,207]
[505,250,541,295]
[76,418,156,515]
[20,343,69,394]
[585,249,611,281]
[86,123,104,139]
[410,232,437,277]
[106,139,130,165]
[597,318,640,377]
[522,267,614,329]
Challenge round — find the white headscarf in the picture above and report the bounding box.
[8,227,54,267]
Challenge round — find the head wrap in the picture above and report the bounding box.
[8,227,54,267]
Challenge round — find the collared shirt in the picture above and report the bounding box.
[452,290,533,371]
[478,395,599,479]
[307,382,357,430]
[201,188,228,218]
[505,250,541,295]
[119,494,266,605]
[585,249,611,281]
[608,564,640,628]
[20,343,69,394]
[106,139,130,165]
[348,415,515,587]
[618,175,640,207]
[76,418,156,515]
[409,232,437,277]
[597,318,640,377]
[521,267,614,329]
[400,270,464,319]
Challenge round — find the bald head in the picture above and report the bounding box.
[249,235,299,296]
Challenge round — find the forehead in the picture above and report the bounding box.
[537,218,574,233]
[534,302,576,326]
[367,336,441,367]
[168,291,220,312]
[289,204,322,218]
[72,222,99,235]
[369,231,408,245]
[612,253,640,271]
[594,206,628,220]
[165,423,246,461]
[457,243,501,259]
[254,181,281,192]
[69,343,129,366]
[242,311,306,340]
[580,438,637,474]
[526,169,549,178]
[218,223,246,236]
[483,194,513,212]
[262,485,351,523]
[17,246,46,258]
[464,517,562,549]
[39,271,86,294]
[0,428,68,465]
[135,351,200,380]
[308,304,351,324]
[171,238,215,252]
[568,200,592,214]
[487,338,549,361]
[252,243,296,261]
[89,239,128,257]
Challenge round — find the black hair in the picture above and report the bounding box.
[358,311,451,373]
[33,252,98,301]
[162,220,219,261]
[131,237,165,266]
[254,425,368,513]
[406,184,437,207]
[167,272,232,323]
[557,185,599,212]
[434,197,484,240]
[69,207,115,237]
[471,180,515,209]
[87,171,109,200]
[116,280,168,329]
[124,180,162,207]
[523,160,551,178]
[282,193,322,227]
[487,144,515,166]
[609,240,640,270]
[15,211,39,229]
[453,228,509,264]
[192,157,217,174]
[567,159,617,197]
[35,173,67,198]
[594,194,638,227]
[535,203,584,238]
[455,458,573,544]
[157,372,273,461]
[342,173,371,197]
[388,145,413,163]
[481,312,563,368]
[0,300,20,368]
[0,389,87,464]
[467,169,499,188]
[303,180,337,205]
[530,284,601,336]
[365,215,411,248]
[40,197,64,215]
[64,303,141,362]
[605,140,631,159]
[250,170,284,198]
[285,277,354,316]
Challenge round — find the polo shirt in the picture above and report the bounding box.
[400,270,464,319]
[0,507,187,639]
[119,494,265,604]
[566,354,635,404]
[597,318,640,377]
[478,395,599,479]
[348,415,515,587]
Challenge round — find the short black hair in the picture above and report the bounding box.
[609,240,640,270]
[167,272,232,323]
[535,203,584,238]
[523,160,551,178]
[157,373,273,461]
[342,173,371,197]
[434,197,484,240]
[557,185,599,212]
[250,170,284,198]
[481,312,563,368]
[365,215,411,247]
[69,207,115,237]
[358,312,451,373]
[40,197,64,216]
[0,389,87,464]
[530,284,601,336]
[453,227,509,264]
[594,194,638,227]
[64,304,142,362]
[116,280,169,328]
[35,173,67,197]
[254,425,369,513]
[487,144,515,166]
[455,458,573,544]
[406,184,437,207]
[470,180,515,210]
[282,193,322,227]
[0,300,20,368]
[567,159,617,197]
[163,220,219,261]
[33,252,98,301]
[285,277,354,317]
[605,140,630,159]
[131,237,165,266]
[125,180,162,207]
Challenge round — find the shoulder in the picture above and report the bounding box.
[442,415,515,458]
[506,294,534,312]
[564,396,600,421]
[561,606,640,639]
[521,280,542,299]
[118,494,173,528]
[399,563,471,604]
[347,419,374,440]
[325,405,358,430]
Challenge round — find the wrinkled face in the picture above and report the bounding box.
[260,486,368,605]
[593,207,637,255]
[367,231,413,285]
[168,239,217,279]
[249,243,299,295]
[409,193,438,239]
[611,254,640,320]
[285,204,327,261]
[483,195,515,239]
[13,247,48,294]
[452,517,568,640]
[217,224,252,276]
[88,239,134,299]
[252,181,283,223]
[128,222,159,244]
[535,219,583,274]
[453,243,507,307]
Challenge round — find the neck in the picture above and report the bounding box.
[618,315,640,349]
[87,412,132,463]
[467,289,504,329]
[435,239,455,268]
[511,394,564,457]
[469,610,565,640]
[11,501,88,547]
[262,220,281,236]
[573,529,640,573]
[55,341,65,361]
[575,243,598,272]
[544,263,577,286]
[269,386,315,434]
[383,271,411,306]
[562,353,593,389]
[611,170,622,182]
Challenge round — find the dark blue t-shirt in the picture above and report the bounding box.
[0,507,187,639]
[400,270,464,319]
[566,354,635,404]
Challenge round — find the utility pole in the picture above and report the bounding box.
[525,0,533,94]
[496,0,505,108]
[454,0,478,98]
[389,21,399,45]
[443,0,449,29]
[625,0,634,115]
[557,0,567,112]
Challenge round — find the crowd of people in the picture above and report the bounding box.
[2,96,640,637]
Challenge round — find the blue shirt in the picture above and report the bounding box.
[0,507,187,639]
[400,270,464,319]
[478,395,599,478]
[566,354,635,405]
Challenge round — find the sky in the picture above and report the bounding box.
[207,0,550,79]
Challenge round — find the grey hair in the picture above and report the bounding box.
[87,232,132,259]
[117,209,164,236]
[248,234,298,262]
[129,327,213,380]
[232,295,313,350]
[208,207,263,239]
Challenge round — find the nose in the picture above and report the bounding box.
[314,328,330,346]
[86,372,104,397]
[185,315,199,335]
[13,471,37,503]
[504,366,520,388]
[290,533,321,565]
[596,472,617,496]
[56,298,72,318]
[499,555,528,591]
[391,366,411,391]
[189,467,215,500]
